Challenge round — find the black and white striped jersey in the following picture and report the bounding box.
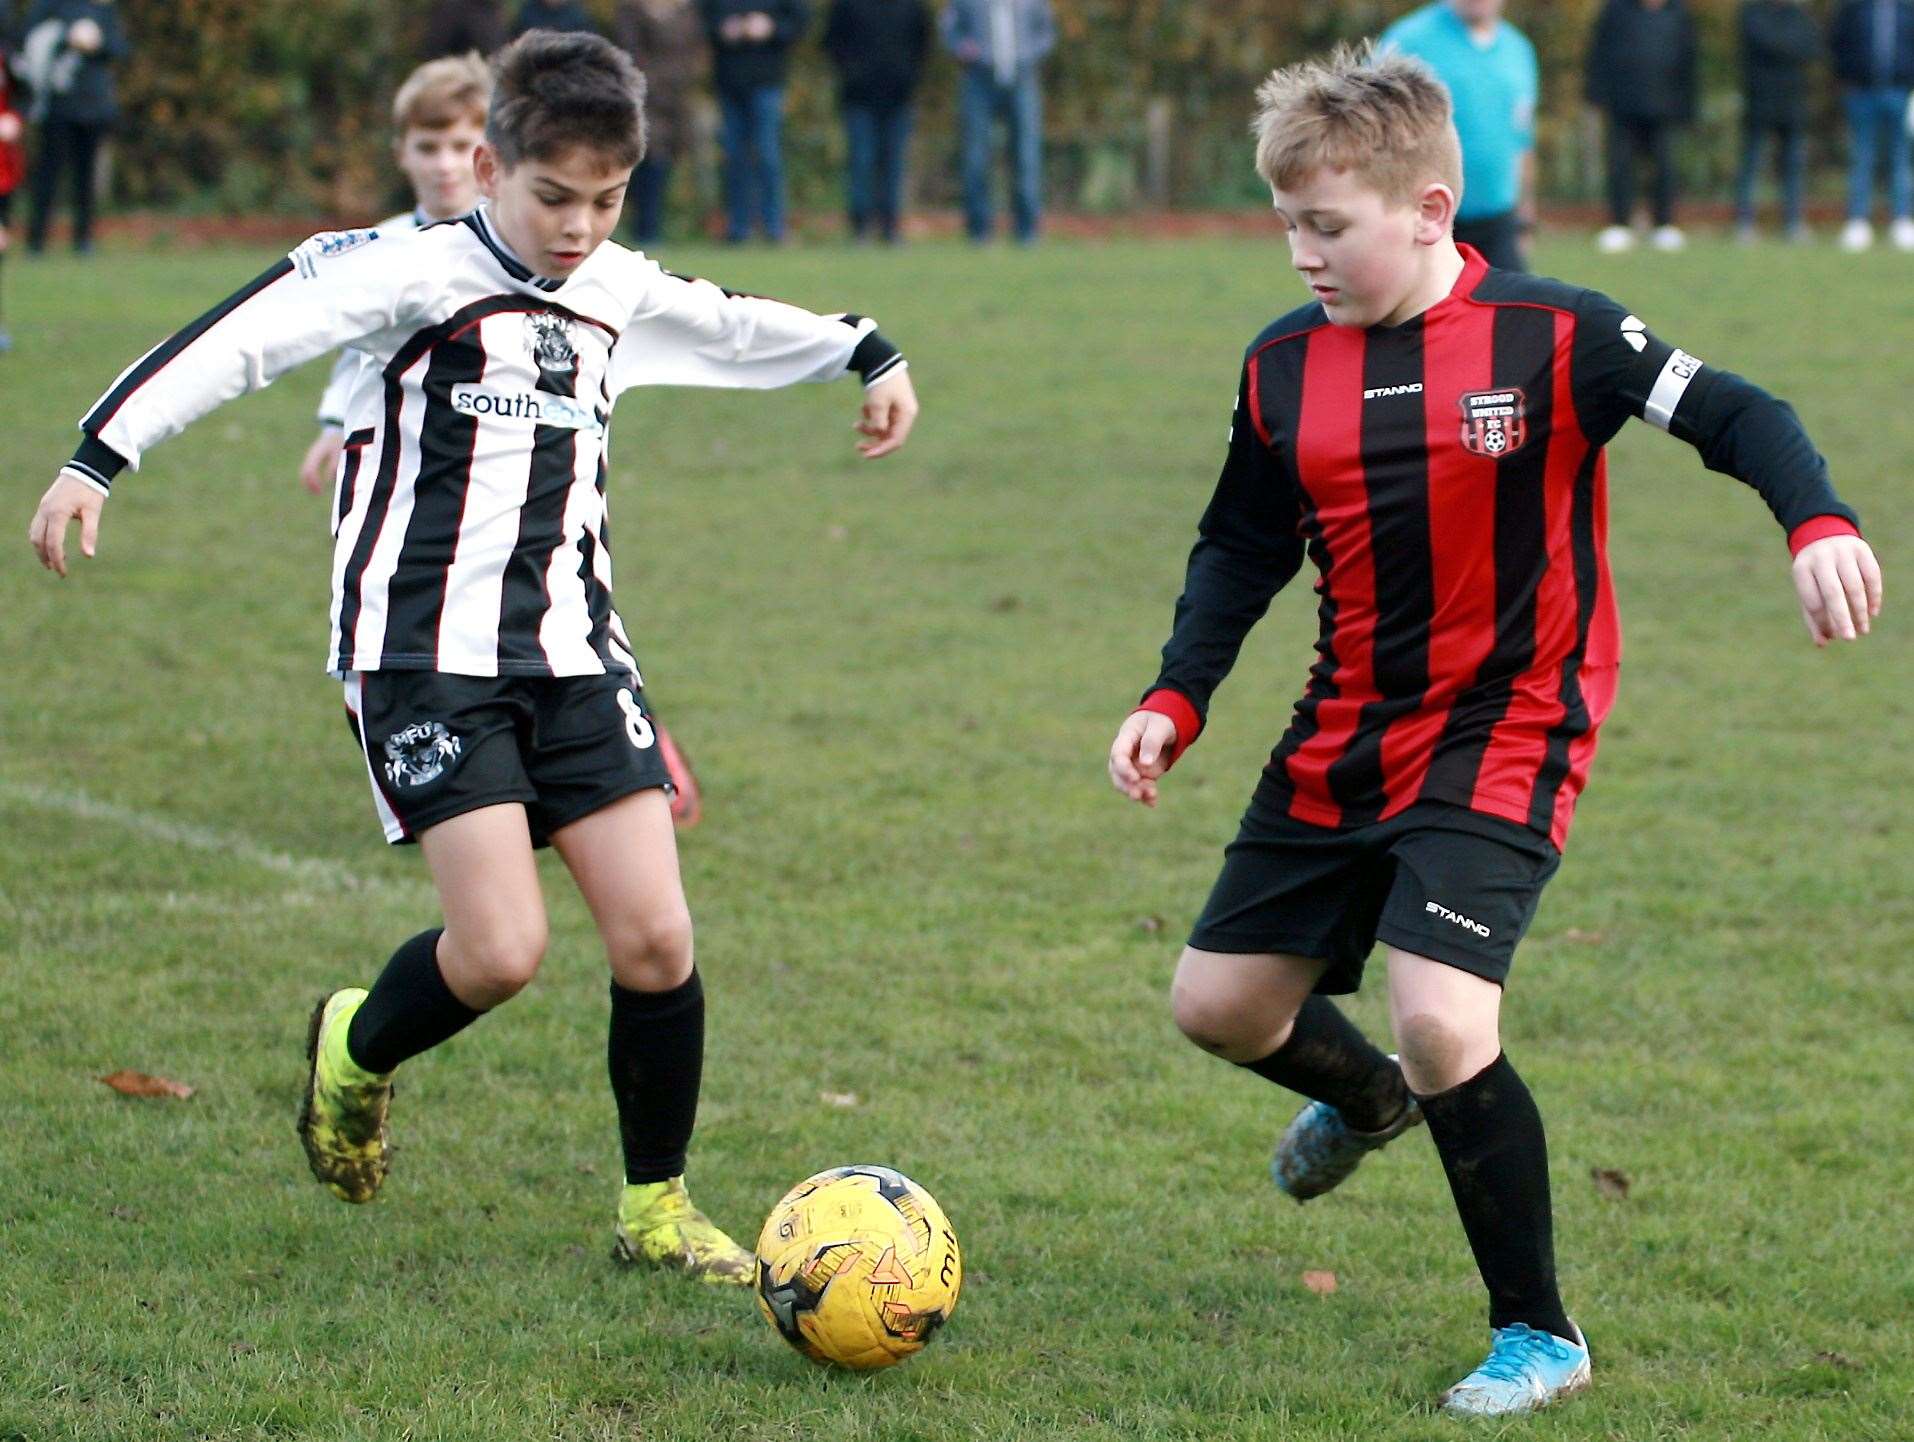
[66,206,905,679]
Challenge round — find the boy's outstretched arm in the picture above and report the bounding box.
[608,265,915,456]
[1571,291,1882,646]
[27,227,434,573]
[1110,364,1306,806]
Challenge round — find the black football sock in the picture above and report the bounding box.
[609,971,704,1186]
[1237,994,1409,1133]
[344,928,483,1074]
[1418,1052,1575,1343]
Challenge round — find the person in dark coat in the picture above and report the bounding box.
[1735,0,1820,240]
[1828,0,1914,249]
[510,0,598,37]
[615,0,707,245]
[18,0,125,254]
[422,0,506,58]
[699,0,808,242]
[1584,0,1698,251]
[824,0,930,242]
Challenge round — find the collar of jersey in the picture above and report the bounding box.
[467,206,566,293]
[1368,243,1491,334]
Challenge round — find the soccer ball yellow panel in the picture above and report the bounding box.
[754,1165,962,1371]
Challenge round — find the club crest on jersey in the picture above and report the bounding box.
[384,721,462,788]
[525,312,579,378]
[1458,387,1528,458]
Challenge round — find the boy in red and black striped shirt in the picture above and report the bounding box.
[1107,46,1881,1418]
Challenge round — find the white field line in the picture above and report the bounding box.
[0,780,429,901]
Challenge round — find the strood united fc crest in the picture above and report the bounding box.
[1458,388,1528,458]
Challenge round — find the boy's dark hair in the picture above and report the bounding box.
[486,29,647,170]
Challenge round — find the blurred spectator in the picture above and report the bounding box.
[1380,0,1538,271]
[511,0,599,37]
[18,0,126,256]
[1585,0,1697,253]
[615,0,706,246]
[942,0,1053,244]
[824,0,930,243]
[700,0,808,243]
[0,17,21,351]
[423,0,506,57]
[1829,0,1914,251]
[1735,0,1819,243]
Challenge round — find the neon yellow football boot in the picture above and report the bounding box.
[297,988,394,1204]
[611,1177,755,1286]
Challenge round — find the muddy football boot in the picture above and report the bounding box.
[297,988,394,1204]
[611,1177,754,1286]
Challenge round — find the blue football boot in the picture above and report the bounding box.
[1440,1322,1591,1417]
[1270,1058,1422,1201]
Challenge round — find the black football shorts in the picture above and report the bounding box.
[343,670,671,846]
[1187,792,1562,992]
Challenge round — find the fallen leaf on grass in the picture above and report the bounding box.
[1813,1351,1860,1371]
[820,1090,859,1108]
[108,1205,142,1222]
[1560,929,1608,945]
[1591,1167,1631,1200]
[99,1070,195,1100]
[1301,1270,1338,1296]
[1136,915,1167,934]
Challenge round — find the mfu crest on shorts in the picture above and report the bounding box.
[385,721,462,788]
[1458,387,1528,457]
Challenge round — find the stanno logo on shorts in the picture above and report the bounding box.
[1458,387,1528,458]
[384,721,462,788]
[1425,900,1491,938]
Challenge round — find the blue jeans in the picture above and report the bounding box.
[629,155,673,247]
[1843,86,1913,222]
[843,102,913,241]
[719,85,786,242]
[1735,121,1806,228]
[959,66,1042,243]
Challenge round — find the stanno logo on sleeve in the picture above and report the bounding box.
[1458,387,1528,458]
[291,228,380,279]
[383,721,462,788]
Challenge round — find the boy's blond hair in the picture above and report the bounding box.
[1252,44,1463,206]
[392,52,493,135]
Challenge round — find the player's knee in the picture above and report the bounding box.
[1394,1011,1473,1092]
[604,906,694,990]
[453,918,548,1002]
[1171,973,1287,1059]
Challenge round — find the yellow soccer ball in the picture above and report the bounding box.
[754,1165,962,1371]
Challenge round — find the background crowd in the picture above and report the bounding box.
[0,0,1911,265]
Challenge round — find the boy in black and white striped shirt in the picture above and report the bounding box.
[29,29,918,1284]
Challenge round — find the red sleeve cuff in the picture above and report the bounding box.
[1134,688,1203,768]
[1788,515,1861,556]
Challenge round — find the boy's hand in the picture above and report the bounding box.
[856,371,918,459]
[300,428,344,496]
[1792,533,1883,646]
[1108,711,1180,808]
[28,473,105,578]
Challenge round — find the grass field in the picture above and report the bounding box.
[2,229,1910,1442]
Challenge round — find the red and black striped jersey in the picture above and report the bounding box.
[1140,246,1861,850]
